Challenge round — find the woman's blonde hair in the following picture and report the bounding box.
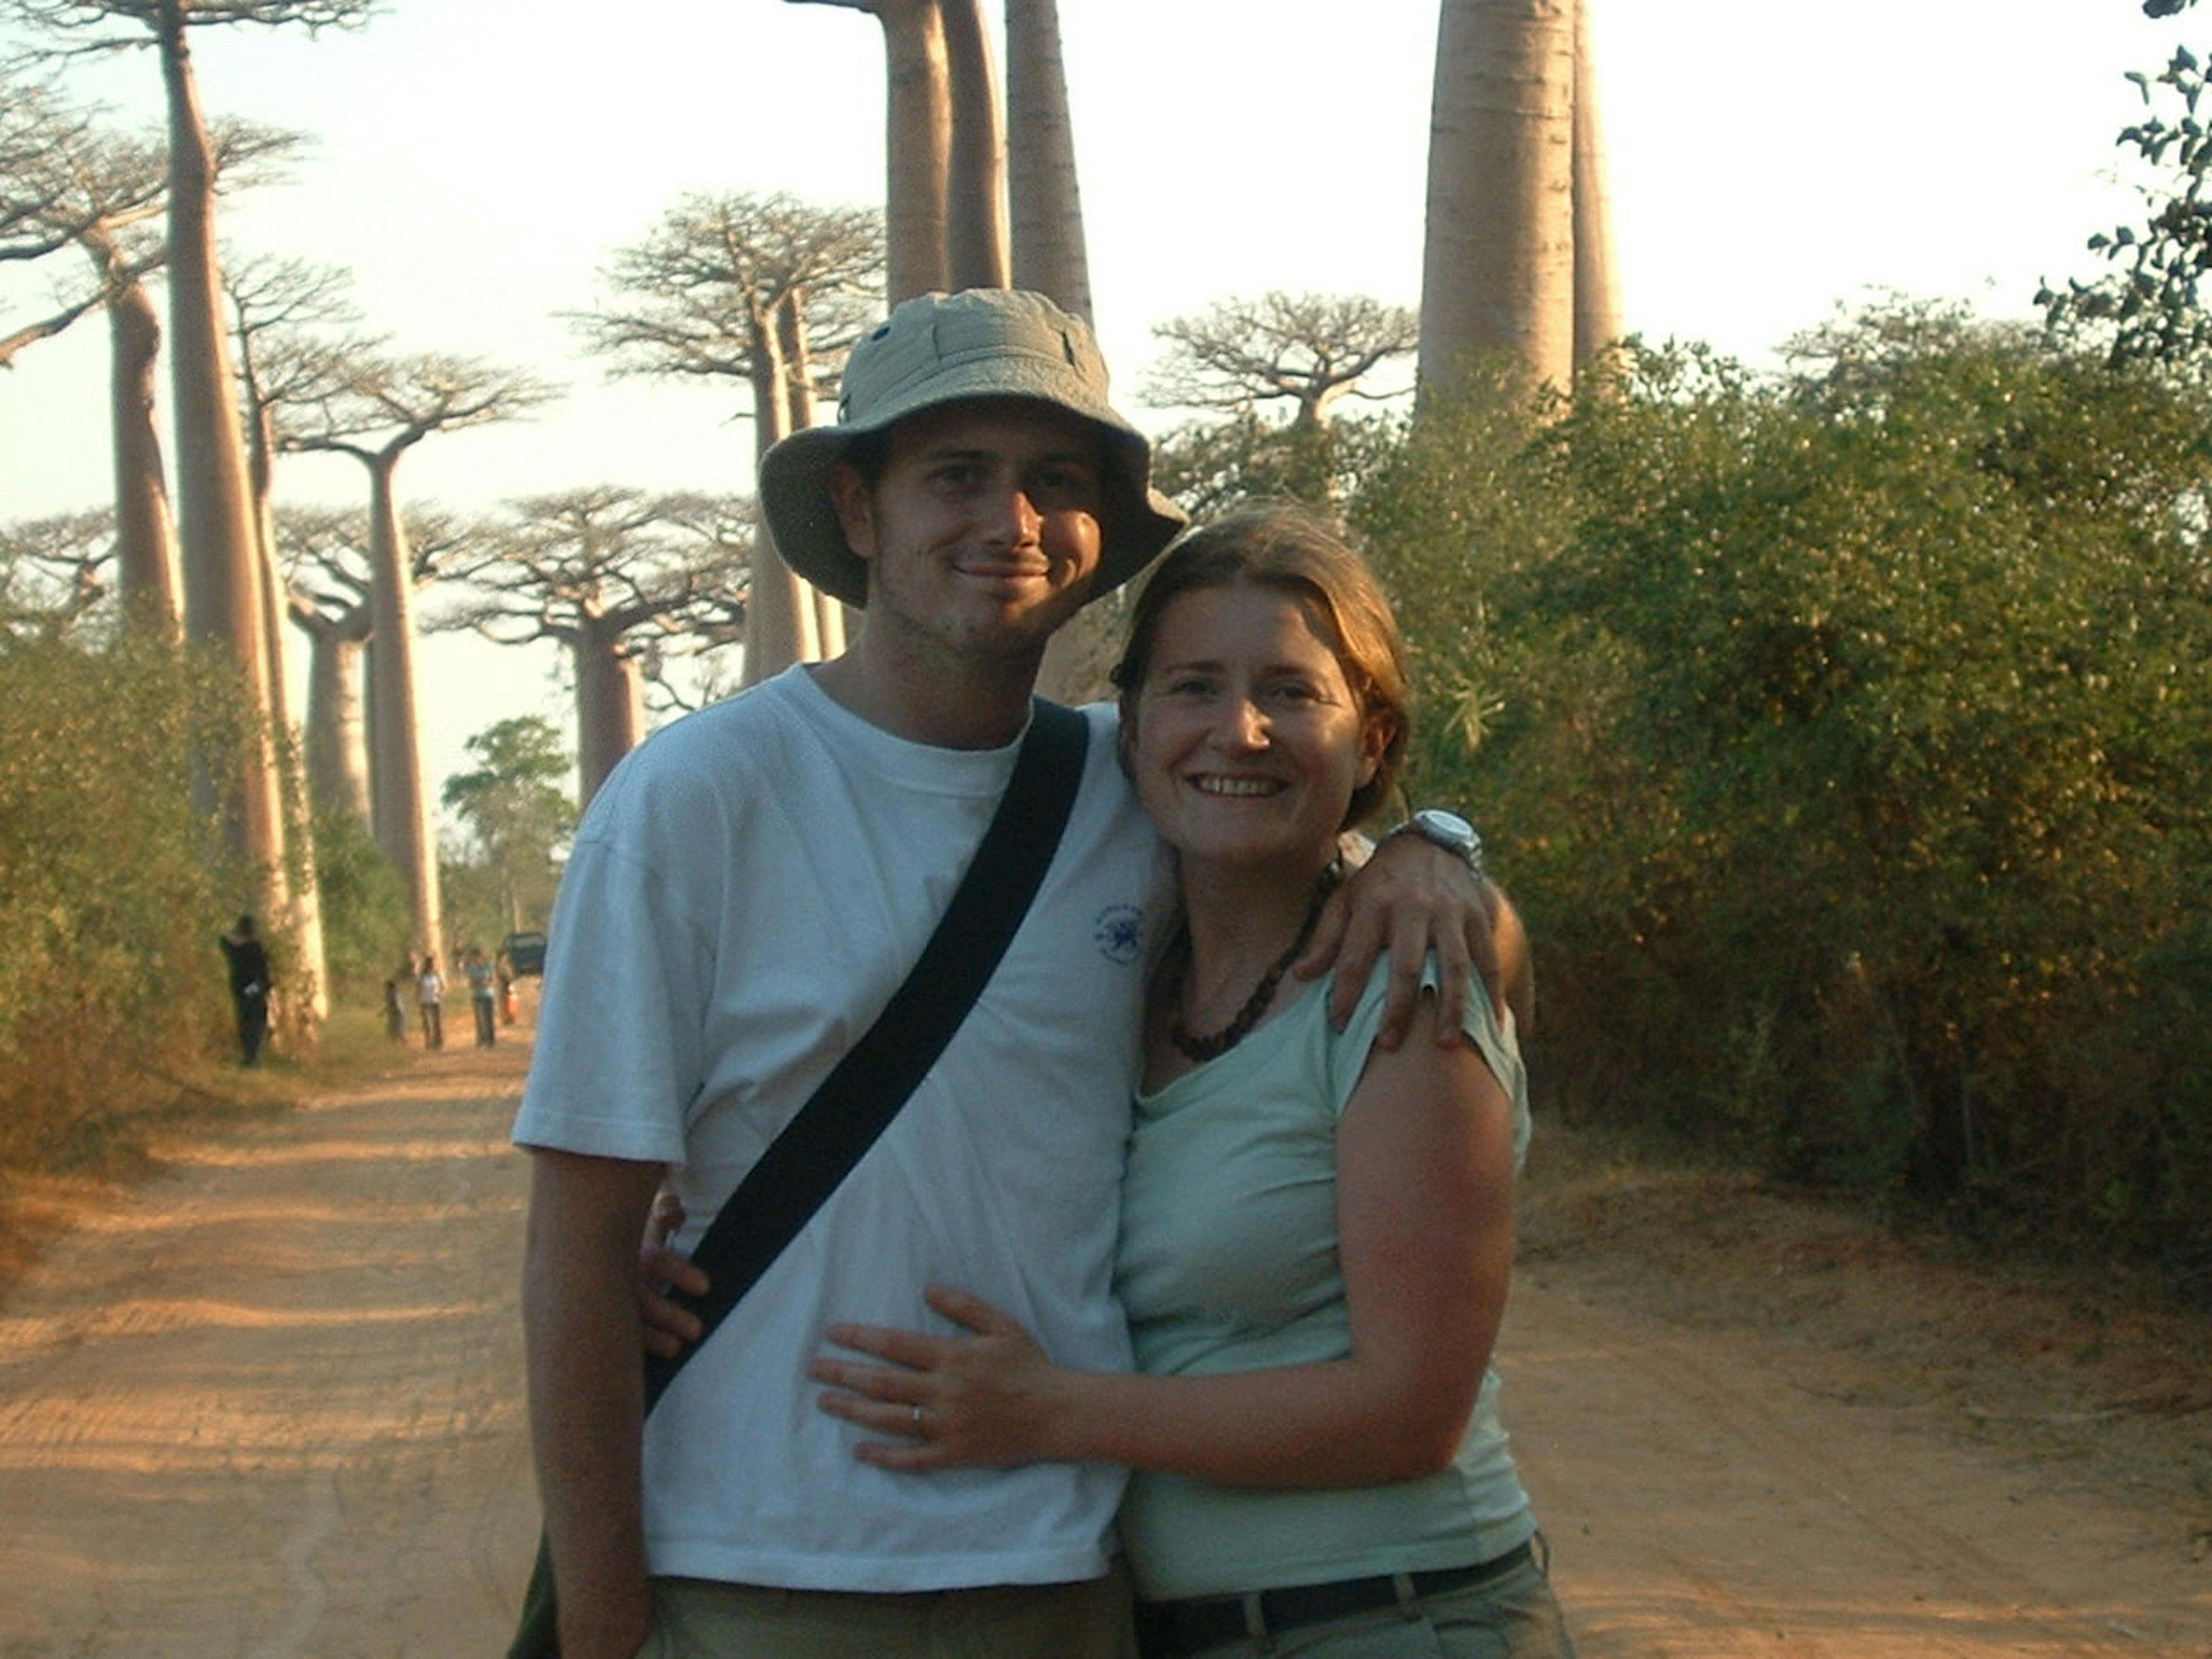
[1111,505,1411,830]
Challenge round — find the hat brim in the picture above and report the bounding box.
[760,396,1187,611]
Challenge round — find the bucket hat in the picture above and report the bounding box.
[759,289,1187,609]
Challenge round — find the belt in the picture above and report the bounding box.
[1134,1540,1535,1658]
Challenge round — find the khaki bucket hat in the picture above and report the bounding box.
[759,289,1187,609]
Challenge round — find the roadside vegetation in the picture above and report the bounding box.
[0,621,559,1267]
[1172,300,2212,1305]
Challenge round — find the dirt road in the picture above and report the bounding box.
[0,1038,2205,1657]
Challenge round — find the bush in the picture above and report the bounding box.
[0,632,258,1165]
[1358,309,2212,1293]
[310,803,410,1001]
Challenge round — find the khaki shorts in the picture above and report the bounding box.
[636,1559,1137,1659]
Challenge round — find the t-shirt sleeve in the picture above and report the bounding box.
[511,815,711,1169]
[1329,956,1532,1169]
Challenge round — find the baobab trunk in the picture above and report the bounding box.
[1006,0,1093,324]
[252,481,331,1020]
[107,274,184,638]
[1006,0,1103,701]
[779,294,849,657]
[575,631,645,806]
[303,622,373,823]
[742,316,817,684]
[1419,0,1578,398]
[940,0,1011,290]
[364,454,443,965]
[161,3,294,924]
[789,0,952,303]
[1571,0,1623,365]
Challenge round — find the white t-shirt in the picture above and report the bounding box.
[514,666,1171,1592]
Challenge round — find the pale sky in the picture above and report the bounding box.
[0,0,2190,801]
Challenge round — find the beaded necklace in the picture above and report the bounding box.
[1163,870,1338,1064]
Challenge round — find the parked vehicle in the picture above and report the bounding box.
[501,930,548,976]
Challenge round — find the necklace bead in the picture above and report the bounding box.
[1164,873,1337,1064]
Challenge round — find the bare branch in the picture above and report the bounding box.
[0,287,103,366]
[1145,291,1420,429]
[281,350,563,459]
[0,507,116,638]
[570,190,884,402]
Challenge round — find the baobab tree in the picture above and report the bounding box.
[276,501,456,828]
[228,256,367,577]
[0,85,185,628]
[0,510,114,639]
[937,0,1010,290]
[276,504,377,823]
[785,0,949,301]
[1138,293,1418,527]
[771,295,847,656]
[786,0,1016,297]
[4,0,378,954]
[1005,0,1090,322]
[0,75,119,367]
[283,351,558,965]
[1147,292,1421,431]
[437,487,752,803]
[1420,0,1578,398]
[573,191,880,684]
[635,489,753,714]
[1571,0,1623,365]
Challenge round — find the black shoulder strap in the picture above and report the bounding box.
[510,709,1089,1659]
[641,698,1090,1411]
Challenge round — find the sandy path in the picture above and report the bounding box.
[0,1040,2205,1657]
[0,1046,539,1658]
[1506,1272,2207,1655]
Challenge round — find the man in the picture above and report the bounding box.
[217,914,269,1067]
[516,289,1508,1659]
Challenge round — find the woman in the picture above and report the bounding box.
[806,507,1574,1658]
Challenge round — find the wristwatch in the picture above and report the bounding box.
[1393,808,1485,879]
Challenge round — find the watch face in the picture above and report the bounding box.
[1415,809,1478,851]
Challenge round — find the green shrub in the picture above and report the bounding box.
[0,631,257,1164]
[1357,308,2212,1290]
[309,803,410,1001]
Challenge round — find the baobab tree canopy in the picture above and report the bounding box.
[1147,292,1420,430]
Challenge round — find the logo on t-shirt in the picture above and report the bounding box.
[1092,903,1145,965]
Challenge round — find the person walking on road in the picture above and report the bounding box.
[416,954,445,1051]
[465,946,499,1048]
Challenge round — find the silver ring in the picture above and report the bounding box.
[911,1403,926,1432]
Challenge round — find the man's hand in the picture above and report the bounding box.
[638,1190,709,1361]
[1293,832,1529,1048]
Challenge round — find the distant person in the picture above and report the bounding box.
[217,914,270,1067]
[465,945,499,1048]
[385,956,412,1044]
[416,954,445,1050]
[497,950,520,1027]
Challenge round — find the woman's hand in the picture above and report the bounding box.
[808,1285,1072,1471]
[637,1190,709,1361]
